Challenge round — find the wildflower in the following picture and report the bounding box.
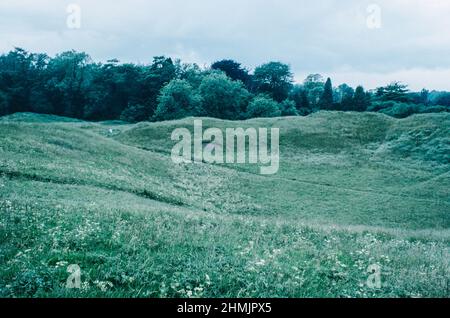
[55,261,69,268]
[94,280,114,292]
[255,259,266,266]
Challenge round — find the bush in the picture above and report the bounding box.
[280,100,298,116]
[199,72,251,119]
[379,103,421,118]
[153,79,203,121]
[434,92,450,107]
[368,101,395,112]
[246,95,281,118]
[373,101,450,119]
[423,105,450,114]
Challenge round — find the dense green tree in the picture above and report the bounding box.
[0,48,48,114]
[253,62,293,102]
[0,48,447,121]
[198,72,251,119]
[45,50,92,118]
[85,62,143,120]
[246,95,281,118]
[408,89,429,105]
[435,92,450,106]
[29,89,54,114]
[336,84,355,111]
[289,85,311,115]
[353,86,370,112]
[153,79,202,121]
[376,82,410,103]
[120,104,148,123]
[319,77,333,110]
[420,89,430,105]
[175,62,206,88]
[280,100,299,116]
[140,56,176,118]
[211,59,252,88]
[0,90,8,116]
[303,74,324,109]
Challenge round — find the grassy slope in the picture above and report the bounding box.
[0,112,449,297]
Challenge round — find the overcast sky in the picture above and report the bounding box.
[0,0,449,90]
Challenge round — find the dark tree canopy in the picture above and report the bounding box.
[289,85,311,115]
[253,62,293,102]
[353,86,370,112]
[319,77,333,110]
[434,92,450,107]
[211,59,252,89]
[376,82,410,103]
[198,72,250,120]
[336,84,355,111]
[246,94,281,118]
[0,48,447,122]
[153,79,202,121]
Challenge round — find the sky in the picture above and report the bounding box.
[0,0,449,91]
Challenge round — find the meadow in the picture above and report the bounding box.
[0,111,449,298]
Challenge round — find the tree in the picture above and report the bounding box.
[289,85,311,115]
[85,62,144,120]
[175,61,205,88]
[153,79,202,121]
[408,89,429,105]
[253,62,293,102]
[211,59,251,88]
[246,95,281,118]
[0,48,49,115]
[120,104,148,123]
[420,89,430,105]
[353,86,370,112]
[29,89,54,114]
[46,50,92,118]
[435,92,450,106]
[140,56,176,118]
[0,90,8,116]
[319,77,333,110]
[303,74,324,109]
[335,84,354,111]
[280,100,298,116]
[376,82,410,103]
[198,72,251,119]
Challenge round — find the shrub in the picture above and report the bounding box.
[246,95,281,118]
[153,79,203,121]
[374,101,450,119]
[198,72,251,120]
[380,103,421,118]
[280,100,299,116]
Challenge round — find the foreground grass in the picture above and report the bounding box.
[1,179,448,298]
[0,112,449,297]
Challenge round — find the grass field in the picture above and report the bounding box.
[0,111,449,298]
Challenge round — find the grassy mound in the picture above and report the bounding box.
[0,112,448,297]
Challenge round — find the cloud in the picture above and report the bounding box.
[0,0,449,90]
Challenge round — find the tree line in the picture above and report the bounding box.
[0,48,449,122]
